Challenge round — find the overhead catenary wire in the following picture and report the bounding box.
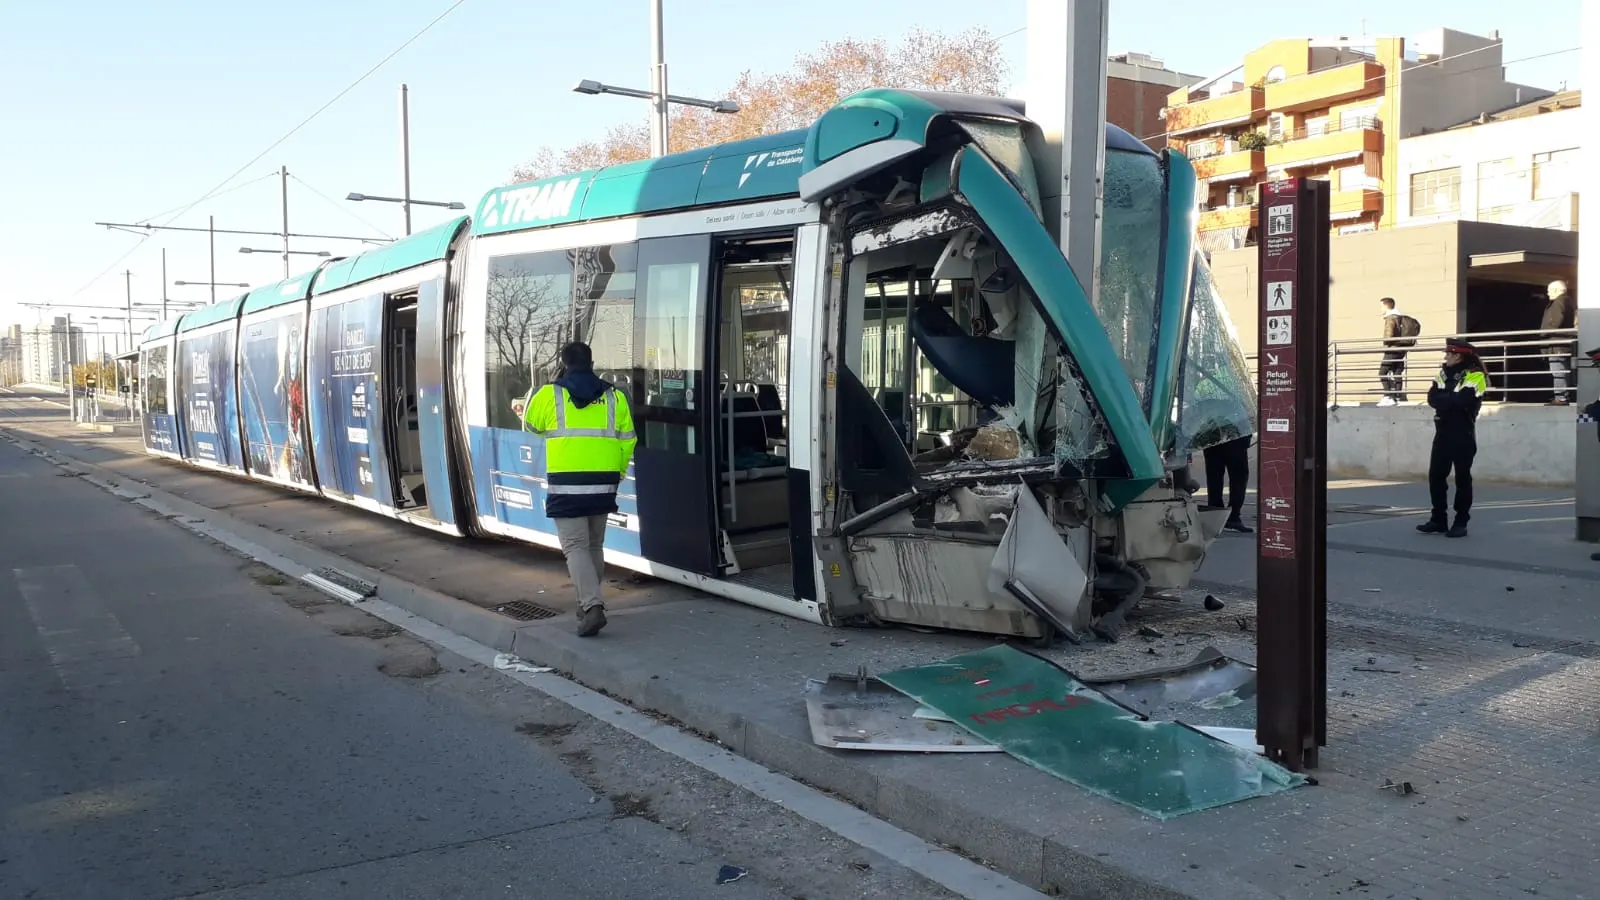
[64,0,470,302]
[288,173,396,241]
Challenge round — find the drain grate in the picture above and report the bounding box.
[496,600,560,621]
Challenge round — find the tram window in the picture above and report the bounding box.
[636,258,704,413]
[484,250,574,430]
[143,347,169,415]
[571,243,638,402]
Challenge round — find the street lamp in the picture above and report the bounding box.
[574,1,740,157]
[240,247,330,257]
[347,192,465,238]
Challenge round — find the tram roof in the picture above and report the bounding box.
[241,268,321,316]
[176,292,248,335]
[312,215,470,297]
[470,88,1154,240]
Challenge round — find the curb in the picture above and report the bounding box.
[3,426,1276,900]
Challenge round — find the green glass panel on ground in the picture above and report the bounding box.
[877,645,1307,820]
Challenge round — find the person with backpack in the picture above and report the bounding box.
[1417,338,1488,538]
[1378,297,1420,406]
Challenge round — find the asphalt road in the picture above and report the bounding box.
[0,410,955,900]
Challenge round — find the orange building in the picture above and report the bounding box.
[1164,28,1551,251]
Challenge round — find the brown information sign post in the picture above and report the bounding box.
[1255,177,1330,771]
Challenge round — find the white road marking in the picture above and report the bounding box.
[16,565,141,691]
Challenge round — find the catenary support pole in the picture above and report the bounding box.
[648,0,669,157]
[400,83,413,236]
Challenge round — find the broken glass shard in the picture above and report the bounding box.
[877,645,1305,819]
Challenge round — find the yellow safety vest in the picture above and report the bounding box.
[522,382,637,518]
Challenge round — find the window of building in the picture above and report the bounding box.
[1409,167,1461,216]
[1533,148,1577,200]
[1476,157,1527,214]
[483,250,574,430]
[1267,113,1285,141]
[1339,163,1377,191]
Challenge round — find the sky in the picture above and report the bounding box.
[0,0,1583,347]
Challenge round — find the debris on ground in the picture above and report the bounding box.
[1353,666,1402,674]
[1380,778,1416,796]
[1204,594,1226,611]
[493,653,554,674]
[715,865,748,885]
[801,672,1001,753]
[870,645,1304,819]
[1138,626,1165,639]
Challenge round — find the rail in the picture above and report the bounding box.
[1242,328,1584,406]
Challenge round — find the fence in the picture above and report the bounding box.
[1244,328,1582,406]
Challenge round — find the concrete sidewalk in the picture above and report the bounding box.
[5,400,1600,900]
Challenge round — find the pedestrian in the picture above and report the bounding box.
[1540,280,1575,406]
[522,341,637,637]
[1417,338,1488,538]
[1377,297,1420,406]
[1202,434,1253,533]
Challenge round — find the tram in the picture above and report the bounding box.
[137,89,1256,642]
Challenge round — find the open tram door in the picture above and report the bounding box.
[629,230,806,595]
[630,234,723,575]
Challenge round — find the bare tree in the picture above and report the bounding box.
[486,269,572,412]
[510,27,1009,182]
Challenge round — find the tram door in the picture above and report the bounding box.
[631,234,721,575]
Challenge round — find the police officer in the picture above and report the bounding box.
[1417,338,1487,538]
[523,342,637,636]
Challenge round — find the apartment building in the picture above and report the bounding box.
[1164,27,1551,251]
[18,318,87,385]
[1106,52,1203,150]
[1397,90,1581,231]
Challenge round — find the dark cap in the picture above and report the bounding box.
[1445,338,1478,355]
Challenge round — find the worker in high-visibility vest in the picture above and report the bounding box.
[522,342,637,637]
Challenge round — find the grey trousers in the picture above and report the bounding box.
[554,515,608,612]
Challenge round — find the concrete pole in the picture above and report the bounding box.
[1577,9,1599,542]
[648,0,669,157]
[1027,0,1109,304]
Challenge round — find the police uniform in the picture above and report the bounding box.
[1418,338,1487,538]
[523,365,637,635]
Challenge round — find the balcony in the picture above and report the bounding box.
[1198,205,1257,232]
[1265,118,1384,170]
[1191,147,1264,183]
[1165,86,1265,136]
[1264,60,1385,112]
[1330,188,1383,220]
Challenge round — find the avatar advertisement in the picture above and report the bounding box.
[239,311,312,486]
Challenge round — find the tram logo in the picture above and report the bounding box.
[479,177,584,229]
[738,147,804,189]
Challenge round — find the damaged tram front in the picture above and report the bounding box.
[796,91,1256,643]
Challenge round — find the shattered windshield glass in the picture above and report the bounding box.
[1098,149,1165,413]
[1175,254,1257,454]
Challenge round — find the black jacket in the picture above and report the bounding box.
[1541,292,1575,354]
[1428,363,1486,434]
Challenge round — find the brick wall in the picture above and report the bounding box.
[1108,78,1175,150]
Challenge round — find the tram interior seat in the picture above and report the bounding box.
[716,385,790,569]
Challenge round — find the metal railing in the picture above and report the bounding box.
[1243,328,1583,406]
